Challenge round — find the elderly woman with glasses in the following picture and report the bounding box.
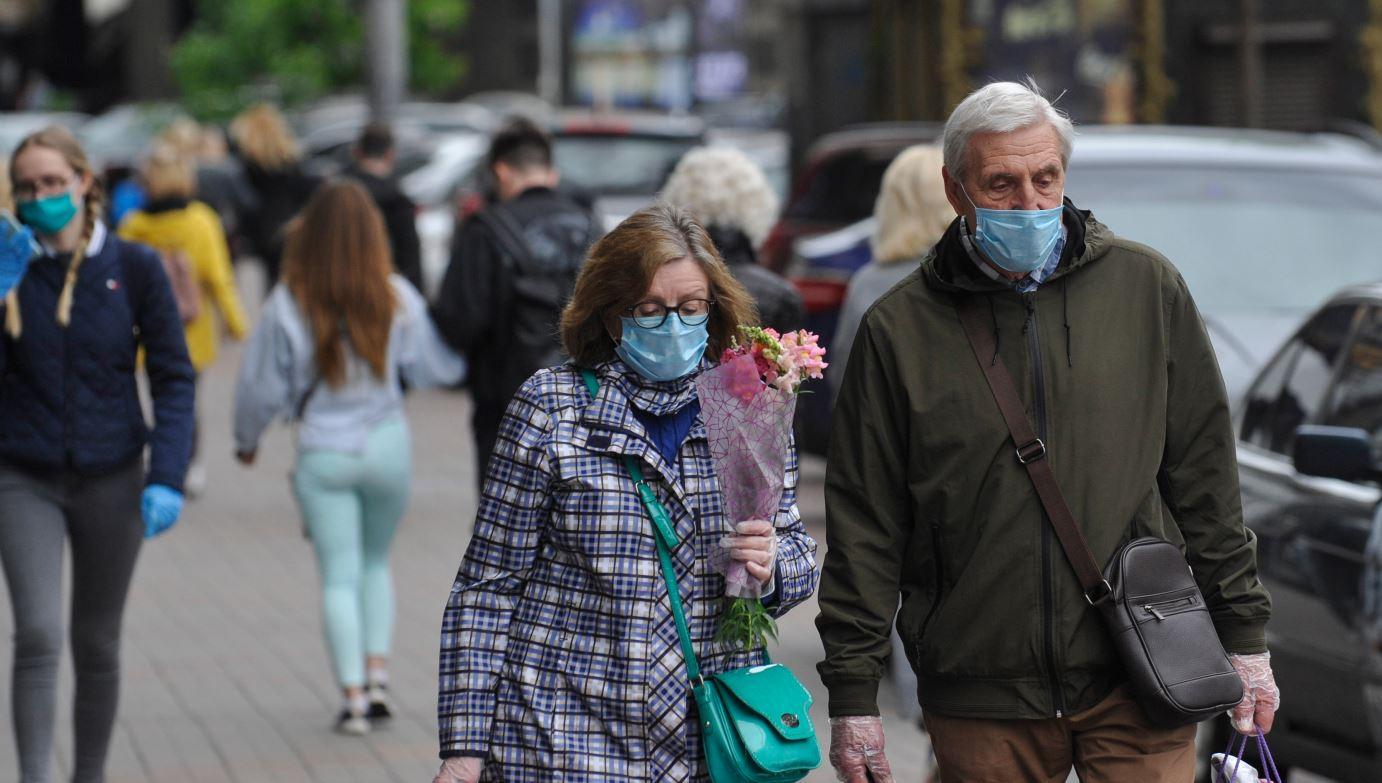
[433,204,820,783]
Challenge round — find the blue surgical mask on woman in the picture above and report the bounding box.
[616,316,708,382]
[17,191,80,236]
[962,186,1064,275]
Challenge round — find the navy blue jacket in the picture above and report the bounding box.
[0,228,195,490]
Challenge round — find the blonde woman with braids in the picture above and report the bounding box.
[233,180,463,735]
[0,126,195,783]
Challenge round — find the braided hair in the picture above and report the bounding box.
[5,126,104,339]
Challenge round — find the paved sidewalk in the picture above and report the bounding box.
[0,292,932,781]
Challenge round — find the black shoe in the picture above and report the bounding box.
[367,683,393,722]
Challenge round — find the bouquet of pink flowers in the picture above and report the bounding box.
[696,325,827,650]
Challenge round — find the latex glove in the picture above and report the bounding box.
[432,757,481,783]
[141,484,184,539]
[0,216,36,300]
[722,519,777,585]
[828,715,894,783]
[1228,652,1280,734]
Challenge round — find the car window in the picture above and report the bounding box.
[1065,163,1382,315]
[552,135,699,196]
[1322,307,1382,451]
[1241,303,1359,453]
[784,149,896,224]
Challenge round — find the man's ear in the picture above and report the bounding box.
[941,166,966,217]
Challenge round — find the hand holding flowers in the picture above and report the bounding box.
[722,519,777,586]
[698,325,827,650]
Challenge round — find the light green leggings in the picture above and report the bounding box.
[292,417,410,689]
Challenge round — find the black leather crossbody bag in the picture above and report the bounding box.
[955,296,1243,727]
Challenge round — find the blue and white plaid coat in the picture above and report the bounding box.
[438,359,819,781]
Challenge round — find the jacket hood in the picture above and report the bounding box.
[920,198,1114,295]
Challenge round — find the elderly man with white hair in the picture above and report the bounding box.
[816,80,1278,781]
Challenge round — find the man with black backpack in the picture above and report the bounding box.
[432,118,601,484]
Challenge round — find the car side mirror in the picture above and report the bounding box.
[1293,425,1381,482]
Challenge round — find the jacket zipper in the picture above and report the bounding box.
[1024,292,1065,718]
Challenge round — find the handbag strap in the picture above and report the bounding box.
[579,368,703,684]
[954,297,1113,605]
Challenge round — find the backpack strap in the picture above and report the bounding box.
[474,203,539,278]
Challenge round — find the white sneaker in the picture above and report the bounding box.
[185,462,207,499]
[335,708,370,736]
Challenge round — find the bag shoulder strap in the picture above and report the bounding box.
[954,297,1112,605]
[579,368,703,683]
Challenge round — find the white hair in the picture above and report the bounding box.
[659,146,779,247]
[942,79,1076,185]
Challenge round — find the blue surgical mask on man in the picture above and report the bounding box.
[616,316,708,382]
[961,186,1064,275]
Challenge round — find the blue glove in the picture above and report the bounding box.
[141,484,184,539]
[0,216,37,300]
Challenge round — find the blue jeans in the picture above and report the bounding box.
[292,417,410,688]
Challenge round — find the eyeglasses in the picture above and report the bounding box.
[625,298,715,329]
[13,175,76,201]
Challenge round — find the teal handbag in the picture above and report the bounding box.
[580,369,821,783]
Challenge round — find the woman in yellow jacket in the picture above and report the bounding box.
[120,142,249,493]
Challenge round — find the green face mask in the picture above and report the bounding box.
[17,191,79,236]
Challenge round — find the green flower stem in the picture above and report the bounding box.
[714,597,779,651]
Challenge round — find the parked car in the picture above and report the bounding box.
[1066,125,1382,401]
[79,102,184,173]
[401,133,491,297]
[762,122,943,274]
[551,109,705,230]
[0,111,90,158]
[1225,284,1382,782]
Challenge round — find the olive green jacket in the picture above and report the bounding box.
[816,203,1271,721]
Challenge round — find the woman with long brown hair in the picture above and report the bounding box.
[0,126,195,783]
[433,204,819,782]
[233,180,464,734]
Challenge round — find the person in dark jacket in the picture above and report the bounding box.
[659,146,804,333]
[230,103,319,286]
[345,122,424,292]
[0,126,195,783]
[817,81,1279,783]
[431,117,601,484]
